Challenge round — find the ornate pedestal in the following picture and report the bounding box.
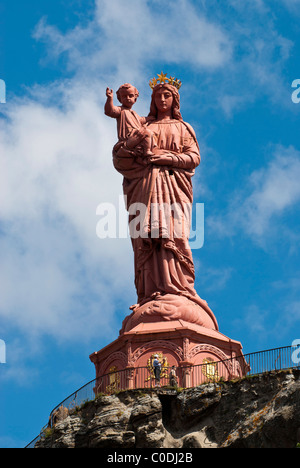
[89,294,249,391]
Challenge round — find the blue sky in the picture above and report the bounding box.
[1,0,300,448]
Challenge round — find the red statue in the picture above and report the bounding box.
[105,75,218,332]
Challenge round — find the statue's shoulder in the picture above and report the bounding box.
[181,120,199,146]
[181,120,195,135]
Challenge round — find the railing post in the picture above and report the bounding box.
[231,351,236,379]
[125,367,135,390]
[179,361,193,388]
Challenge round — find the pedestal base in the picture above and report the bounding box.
[90,312,249,391]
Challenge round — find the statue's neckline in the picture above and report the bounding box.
[150,119,179,124]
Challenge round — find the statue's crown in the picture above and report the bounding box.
[149,72,182,90]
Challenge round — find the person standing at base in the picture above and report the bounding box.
[153,354,161,387]
[169,365,178,387]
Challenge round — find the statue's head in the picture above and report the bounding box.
[116,83,139,108]
[148,83,183,121]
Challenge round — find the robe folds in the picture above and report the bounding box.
[113,119,207,310]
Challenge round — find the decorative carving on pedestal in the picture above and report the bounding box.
[98,351,127,376]
[106,366,120,393]
[189,344,229,362]
[202,359,219,381]
[132,340,183,364]
[183,338,190,361]
[145,352,169,383]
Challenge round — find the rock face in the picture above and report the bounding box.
[36,369,300,448]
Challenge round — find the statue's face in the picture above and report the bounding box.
[154,88,173,115]
[120,87,137,108]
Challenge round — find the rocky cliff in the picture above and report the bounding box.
[36,369,300,448]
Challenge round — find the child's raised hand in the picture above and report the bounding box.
[106,87,113,98]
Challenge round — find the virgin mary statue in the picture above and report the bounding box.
[111,76,218,333]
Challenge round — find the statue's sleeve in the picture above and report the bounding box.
[170,124,200,169]
[105,105,121,119]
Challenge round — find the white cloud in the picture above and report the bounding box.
[207,145,300,247]
[33,0,232,77]
[280,0,300,14]
[242,304,269,334]
[0,81,134,343]
[95,0,232,70]
[239,146,300,239]
[33,0,295,118]
[195,262,233,292]
[213,1,294,115]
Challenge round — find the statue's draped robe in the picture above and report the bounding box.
[105,106,147,141]
[113,119,207,310]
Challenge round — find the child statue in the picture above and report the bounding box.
[104,83,154,157]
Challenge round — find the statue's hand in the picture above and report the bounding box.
[106,87,113,98]
[148,153,173,166]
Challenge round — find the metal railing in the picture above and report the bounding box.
[25,344,299,448]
